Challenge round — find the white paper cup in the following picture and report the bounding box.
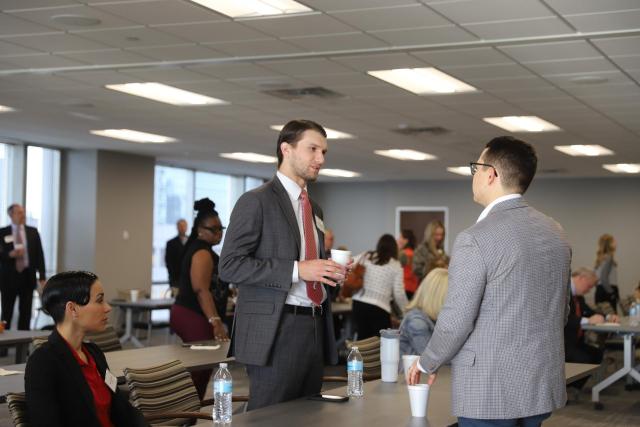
[130,289,139,302]
[330,249,351,266]
[13,243,24,250]
[408,384,430,417]
[402,355,420,383]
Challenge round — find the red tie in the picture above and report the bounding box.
[300,190,323,305]
[573,296,583,338]
[15,227,25,273]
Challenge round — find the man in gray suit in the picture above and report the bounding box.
[219,119,346,410]
[408,136,571,427]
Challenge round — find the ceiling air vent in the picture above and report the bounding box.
[391,126,450,136]
[263,86,344,100]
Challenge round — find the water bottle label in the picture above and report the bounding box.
[347,361,363,372]
[214,380,232,394]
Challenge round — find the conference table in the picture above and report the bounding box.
[110,298,174,348]
[332,300,354,348]
[0,340,231,401]
[582,317,640,408]
[0,330,50,364]
[221,363,598,427]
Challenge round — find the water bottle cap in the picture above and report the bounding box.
[220,363,227,368]
[352,346,358,350]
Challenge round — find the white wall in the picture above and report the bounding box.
[312,177,640,299]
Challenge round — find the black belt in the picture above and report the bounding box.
[284,304,323,317]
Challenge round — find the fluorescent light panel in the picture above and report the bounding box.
[106,83,228,106]
[367,67,477,95]
[603,163,640,174]
[374,149,436,161]
[220,152,277,163]
[0,105,16,113]
[319,169,361,178]
[447,166,472,176]
[270,125,354,139]
[90,129,177,143]
[483,116,561,133]
[554,145,614,157]
[190,0,311,18]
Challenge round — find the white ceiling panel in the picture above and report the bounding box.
[592,36,640,57]
[285,33,387,51]
[61,70,134,86]
[524,57,617,75]
[563,9,640,32]
[208,39,303,57]
[2,53,87,68]
[120,68,214,84]
[0,0,79,10]
[332,53,424,72]
[75,27,190,48]
[544,70,634,87]
[442,63,532,80]
[240,13,357,38]
[544,0,640,15]
[463,17,573,39]
[427,0,554,23]
[412,47,511,67]
[187,62,281,79]
[0,39,42,56]
[127,44,223,61]
[304,0,418,13]
[330,5,449,31]
[94,0,226,26]
[260,58,354,76]
[610,55,640,71]
[499,41,602,63]
[60,49,154,65]
[8,32,113,53]
[370,26,476,46]
[155,21,269,43]
[0,12,56,35]
[299,72,380,88]
[9,5,136,31]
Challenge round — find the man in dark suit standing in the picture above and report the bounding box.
[165,218,188,291]
[0,204,46,330]
[220,119,346,410]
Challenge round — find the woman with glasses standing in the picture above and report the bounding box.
[170,197,229,399]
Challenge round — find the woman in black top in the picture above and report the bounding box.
[170,198,228,399]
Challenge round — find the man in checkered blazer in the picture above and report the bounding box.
[408,136,571,427]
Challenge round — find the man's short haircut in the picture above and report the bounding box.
[42,271,98,324]
[483,136,537,194]
[276,119,327,166]
[7,203,19,216]
[176,218,187,226]
[571,267,597,278]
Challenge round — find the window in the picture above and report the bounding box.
[0,143,15,219]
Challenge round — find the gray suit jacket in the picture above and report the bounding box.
[419,198,571,419]
[219,176,338,366]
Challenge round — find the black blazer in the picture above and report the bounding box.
[564,294,597,354]
[25,329,148,427]
[164,235,185,286]
[0,225,46,282]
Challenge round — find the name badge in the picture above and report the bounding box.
[315,216,326,233]
[104,369,118,393]
[3,235,13,244]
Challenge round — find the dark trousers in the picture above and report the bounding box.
[246,310,324,411]
[353,299,391,340]
[458,412,551,427]
[170,304,214,400]
[1,269,36,330]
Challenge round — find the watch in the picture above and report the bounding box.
[208,316,221,324]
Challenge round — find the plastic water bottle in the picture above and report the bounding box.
[347,346,364,397]
[213,362,232,424]
[630,303,640,326]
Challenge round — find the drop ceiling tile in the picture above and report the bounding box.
[0,39,42,56]
[60,49,154,65]
[207,39,303,57]
[2,53,87,68]
[153,79,245,97]
[332,53,425,72]
[156,21,269,43]
[331,5,449,31]
[188,62,281,79]
[240,13,357,38]
[261,58,354,76]
[463,17,573,39]
[544,70,633,86]
[94,0,227,26]
[592,36,640,56]
[121,68,215,84]
[413,47,511,67]
[469,76,554,90]
[569,83,640,98]
[499,41,602,63]
[544,0,640,15]
[442,63,532,80]
[525,57,617,75]
[8,32,113,52]
[428,0,554,23]
[304,0,418,13]
[370,26,477,45]
[299,72,379,88]
[74,27,190,48]
[285,32,388,51]
[61,70,134,86]
[0,12,57,35]
[0,0,79,9]
[10,5,136,31]
[611,55,640,71]
[564,9,640,32]
[127,44,223,61]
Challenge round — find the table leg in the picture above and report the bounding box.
[15,343,28,364]
[592,334,640,405]
[118,308,144,348]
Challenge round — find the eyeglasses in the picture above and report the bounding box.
[469,162,498,177]
[201,225,226,233]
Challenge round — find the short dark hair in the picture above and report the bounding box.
[7,204,19,216]
[401,229,416,250]
[373,234,398,266]
[42,271,98,323]
[483,136,537,193]
[276,119,327,167]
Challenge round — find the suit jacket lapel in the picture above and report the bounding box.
[271,177,301,253]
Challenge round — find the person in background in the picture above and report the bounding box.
[412,220,449,282]
[170,198,228,400]
[397,229,418,299]
[620,281,640,315]
[164,219,188,295]
[594,234,620,313]
[399,268,448,358]
[352,234,408,340]
[25,271,147,427]
[324,228,334,252]
[0,203,46,330]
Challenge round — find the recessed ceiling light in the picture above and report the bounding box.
[319,169,361,178]
[105,83,228,106]
[374,149,436,161]
[189,0,311,18]
[51,14,102,26]
[0,105,16,113]
[367,67,477,95]
[90,129,177,144]
[483,116,561,132]
[554,145,614,157]
[447,166,472,176]
[219,152,277,163]
[269,125,354,139]
[602,163,640,174]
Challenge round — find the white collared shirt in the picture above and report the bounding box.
[276,171,326,306]
[11,223,29,268]
[570,281,589,326]
[476,193,522,223]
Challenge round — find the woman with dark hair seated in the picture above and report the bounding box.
[25,271,147,427]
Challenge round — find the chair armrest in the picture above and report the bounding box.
[143,411,212,422]
[200,395,249,407]
[322,375,348,382]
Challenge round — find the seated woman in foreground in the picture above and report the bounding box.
[25,271,147,427]
[399,268,449,357]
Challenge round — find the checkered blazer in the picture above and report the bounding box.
[419,197,571,419]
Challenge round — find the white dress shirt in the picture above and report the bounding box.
[11,223,29,268]
[476,193,522,223]
[276,171,326,306]
[570,281,590,326]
